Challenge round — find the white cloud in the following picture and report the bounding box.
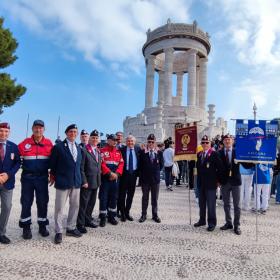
[1,0,191,74]
[212,0,280,67]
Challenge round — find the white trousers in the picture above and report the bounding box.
[240,174,253,210]
[254,184,270,210]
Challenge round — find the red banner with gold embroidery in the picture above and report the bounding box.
[174,125,197,161]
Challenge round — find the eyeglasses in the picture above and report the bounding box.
[148,140,155,143]
[201,141,210,144]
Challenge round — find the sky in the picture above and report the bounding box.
[0,0,280,143]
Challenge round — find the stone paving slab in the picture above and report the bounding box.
[1,178,280,280]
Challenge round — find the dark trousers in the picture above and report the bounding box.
[221,183,241,227]
[164,166,173,187]
[176,161,183,185]
[141,183,159,217]
[119,172,137,215]
[19,176,49,227]
[77,187,98,226]
[198,187,217,227]
[188,161,195,189]
[99,180,119,218]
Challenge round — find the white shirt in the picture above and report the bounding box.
[66,138,77,161]
[163,147,174,167]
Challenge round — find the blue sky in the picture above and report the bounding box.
[0,0,280,143]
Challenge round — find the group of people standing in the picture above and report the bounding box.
[0,121,163,245]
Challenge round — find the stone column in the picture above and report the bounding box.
[145,55,155,108]
[157,71,165,106]
[187,50,197,106]
[199,57,207,109]
[164,48,174,106]
[196,67,200,107]
[176,72,184,106]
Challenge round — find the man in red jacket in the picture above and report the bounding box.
[99,134,124,227]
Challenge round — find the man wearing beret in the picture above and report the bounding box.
[18,120,53,239]
[99,134,124,227]
[79,130,89,148]
[76,130,101,233]
[0,123,21,244]
[194,135,223,231]
[139,134,164,223]
[50,124,83,244]
[218,134,242,235]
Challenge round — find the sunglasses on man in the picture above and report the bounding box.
[148,140,155,143]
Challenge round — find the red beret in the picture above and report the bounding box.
[0,122,10,129]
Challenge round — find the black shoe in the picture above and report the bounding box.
[117,212,121,218]
[120,214,126,222]
[54,233,62,244]
[22,227,32,240]
[234,227,241,235]
[220,223,233,230]
[77,225,87,234]
[0,235,11,244]
[99,217,106,227]
[85,222,98,228]
[207,225,215,232]
[194,221,206,227]
[39,225,49,237]
[125,214,134,221]
[66,228,82,238]
[139,215,146,223]
[152,216,161,223]
[108,217,118,225]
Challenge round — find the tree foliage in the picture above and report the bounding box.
[0,17,26,114]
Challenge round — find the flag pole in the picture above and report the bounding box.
[25,113,29,138]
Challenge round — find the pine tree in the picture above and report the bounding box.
[0,17,26,114]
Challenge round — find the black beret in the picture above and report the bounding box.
[107,134,117,140]
[33,119,45,127]
[147,134,156,141]
[0,122,10,129]
[201,135,210,142]
[65,124,78,133]
[90,129,99,137]
[80,129,89,136]
[222,133,232,141]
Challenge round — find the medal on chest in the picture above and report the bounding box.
[206,162,210,168]
[229,170,232,177]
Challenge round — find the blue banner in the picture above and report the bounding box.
[235,119,278,163]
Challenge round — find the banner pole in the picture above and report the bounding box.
[255,164,258,242]
[25,113,29,138]
[187,161,192,225]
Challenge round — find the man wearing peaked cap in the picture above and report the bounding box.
[79,129,89,148]
[138,133,164,223]
[18,120,53,240]
[99,133,124,227]
[50,124,83,244]
[0,123,21,244]
[194,135,223,232]
[77,129,101,233]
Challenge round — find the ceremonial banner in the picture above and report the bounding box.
[235,119,278,163]
[174,125,197,161]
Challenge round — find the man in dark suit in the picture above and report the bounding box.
[0,123,21,244]
[194,135,223,231]
[77,130,101,233]
[218,134,242,235]
[118,135,141,222]
[139,134,164,223]
[50,124,83,244]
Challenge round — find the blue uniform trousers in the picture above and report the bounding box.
[99,179,119,219]
[19,175,49,227]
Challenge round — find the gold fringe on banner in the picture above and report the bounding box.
[174,154,197,161]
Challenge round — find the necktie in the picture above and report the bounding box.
[0,143,4,161]
[93,148,98,161]
[150,151,154,163]
[129,149,133,173]
[71,143,77,162]
[226,149,229,164]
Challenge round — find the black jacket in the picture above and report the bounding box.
[218,148,241,186]
[120,145,141,177]
[81,146,101,189]
[197,149,223,190]
[139,149,164,185]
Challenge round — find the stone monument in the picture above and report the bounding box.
[123,19,227,143]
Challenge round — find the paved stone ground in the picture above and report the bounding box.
[1,176,280,280]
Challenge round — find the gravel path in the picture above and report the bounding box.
[1,177,279,280]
